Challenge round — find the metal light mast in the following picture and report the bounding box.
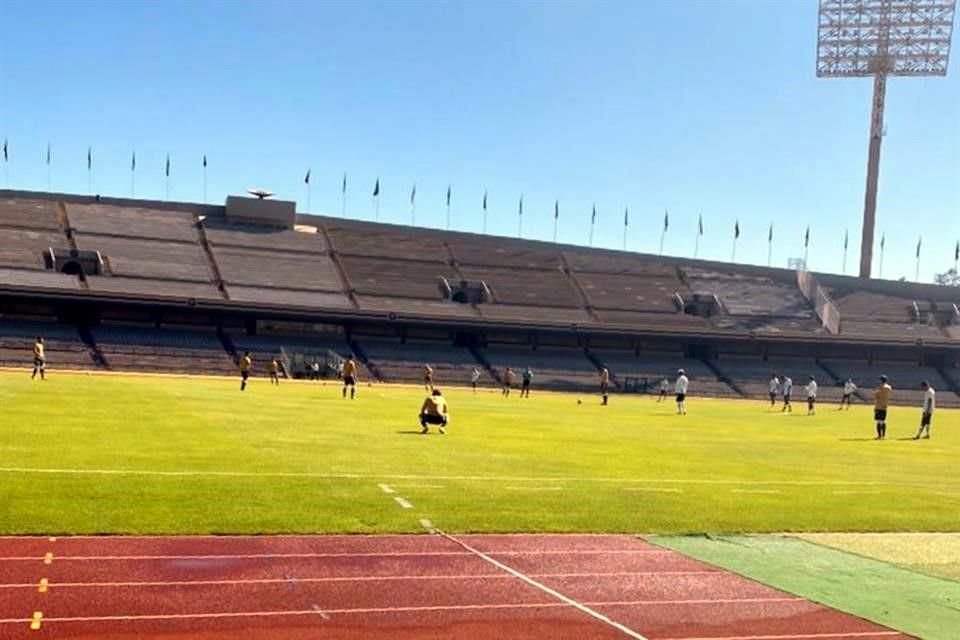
[817,0,955,278]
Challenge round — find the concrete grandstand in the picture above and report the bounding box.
[1,189,958,406]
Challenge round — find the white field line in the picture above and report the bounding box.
[390,484,445,489]
[504,486,563,492]
[0,466,954,489]
[623,487,682,493]
[831,490,879,495]
[377,484,395,494]
[393,497,413,509]
[657,632,903,640]
[419,519,435,532]
[0,570,722,590]
[731,489,782,494]
[439,530,651,640]
[0,549,671,562]
[0,596,804,626]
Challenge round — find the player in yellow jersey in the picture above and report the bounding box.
[419,388,449,434]
[342,356,358,399]
[873,375,892,440]
[31,337,46,380]
[238,351,252,391]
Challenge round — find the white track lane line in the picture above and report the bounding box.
[393,497,414,509]
[0,597,806,626]
[731,489,782,494]
[438,530,652,640]
[623,488,682,493]
[0,571,722,590]
[658,633,903,640]
[377,484,395,494]
[0,548,671,562]
[0,466,951,488]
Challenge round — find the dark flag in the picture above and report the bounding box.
[955,240,959,261]
[304,169,311,185]
[804,226,810,248]
[87,147,92,170]
[623,207,629,227]
[203,154,207,169]
[734,220,740,239]
[2,138,7,162]
[131,151,136,172]
[342,173,347,194]
[446,185,451,207]
[844,229,848,250]
[482,191,487,210]
[698,214,704,236]
[768,224,773,242]
[165,154,170,177]
[663,211,669,232]
[373,178,380,197]
[46,143,51,165]
[591,204,597,224]
[880,234,885,251]
[410,183,416,205]
[554,200,559,220]
[916,236,922,258]
[518,195,523,216]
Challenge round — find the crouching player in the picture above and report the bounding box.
[419,388,449,434]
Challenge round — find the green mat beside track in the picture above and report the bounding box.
[652,534,960,640]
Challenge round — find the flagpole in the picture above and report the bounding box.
[375,196,379,221]
[767,241,772,267]
[731,239,737,262]
[46,144,51,192]
[341,173,347,217]
[622,208,628,251]
[842,240,848,275]
[915,237,921,282]
[694,234,700,259]
[446,202,451,230]
[879,238,885,278]
[203,162,208,205]
[131,153,136,198]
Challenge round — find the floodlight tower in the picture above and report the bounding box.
[817,0,956,278]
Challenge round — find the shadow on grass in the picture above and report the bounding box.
[395,430,427,435]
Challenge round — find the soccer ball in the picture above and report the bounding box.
[577,398,582,405]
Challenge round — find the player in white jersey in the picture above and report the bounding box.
[839,378,857,409]
[470,367,481,393]
[768,374,780,407]
[657,378,669,402]
[781,376,793,412]
[675,369,689,415]
[914,381,936,439]
[805,376,818,415]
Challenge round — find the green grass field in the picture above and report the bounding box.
[0,370,957,535]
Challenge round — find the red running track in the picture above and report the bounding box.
[0,534,912,640]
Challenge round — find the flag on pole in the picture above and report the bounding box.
[2,138,7,162]
[663,210,669,232]
[165,154,170,177]
[342,173,348,193]
[482,191,487,211]
[373,179,380,197]
[804,226,810,248]
[623,207,629,227]
[518,195,523,216]
[554,200,559,220]
[881,234,885,250]
[591,204,597,224]
[410,183,416,205]
[955,240,959,262]
[46,143,51,165]
[844,229,848,250]
[87,147,92,170]
[446,185,451,208]
[203,154,207,169]
[916,236,922,258]
[131,151,136,171]
[768,224,773,242]
[304,168,310,185]
[734,220,740,239]
[698,214,703,236]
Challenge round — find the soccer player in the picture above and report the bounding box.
[268,358,280,385]
[342,356,359,399]
[805,375,818,415]
[31,337,46,380]
[470,366,481,393]
[657,377,669,402]
[502,367,516,397]
[781,375,793,412]
[873,375,892,440]
[520,367,533,398]
[768,374,780,407]
[839,378,857,409]
[419,388,449,434]
[914,381,935,440]
[675,368,689,415]
[599,367,611,405]
[423,364,434,392]
[238,351,252,391]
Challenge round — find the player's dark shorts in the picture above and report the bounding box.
[920,412,931,427]
[33,357,45,368]
[676,393,686,402]
[600,382,609,394]
[344,375,356,386]
[240,371,249,381]
[420,413,447,426]
[842,393,851,402]
[522,379,530,389]
[874,408,887,422]
[783,392,792,402]
[424,375,433,385]
[769,392,776,400]
[807,396,816,408]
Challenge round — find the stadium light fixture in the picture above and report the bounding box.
[816,0,956,278]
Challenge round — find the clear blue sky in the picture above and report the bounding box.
[1,0,957,281]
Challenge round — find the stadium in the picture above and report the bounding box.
[1,1,958,639]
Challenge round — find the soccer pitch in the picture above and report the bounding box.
[1,370,957,535]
